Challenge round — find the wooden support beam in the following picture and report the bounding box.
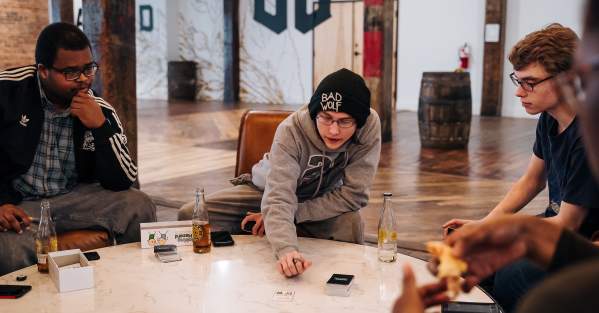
[382,0,394,135]
[363,0,394,142]
[224,0,240,103]
[481,0,507,116]
[50,0,74,24]
[82,0,138,182]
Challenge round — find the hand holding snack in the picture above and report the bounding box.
[446,215,561,291]
[426,241,468,298]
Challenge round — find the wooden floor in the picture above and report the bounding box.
[138,99,548,252]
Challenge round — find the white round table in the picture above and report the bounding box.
[0,236,493,312]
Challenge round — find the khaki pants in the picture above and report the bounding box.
[178,184,364,244]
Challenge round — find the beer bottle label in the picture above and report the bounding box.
[193,224,205,240]
[37,254,47,265]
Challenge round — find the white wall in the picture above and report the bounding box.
[396,0,585,118]
[72,0,587,113]
[73,0,81,23]
[178,0,224,101]
[136,0,168,100]
[51,0,317,104]
[132,0,224,101]
[239,0,313,105]
[501,0,585,118]
[396,0,486,115]
[74,0,170,100]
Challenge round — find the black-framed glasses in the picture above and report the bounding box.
[509,72,554,92]
[49,62,99,81]
[316,114,356,128]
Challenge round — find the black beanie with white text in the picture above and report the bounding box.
[308,68,371,128]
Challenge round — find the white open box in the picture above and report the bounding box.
[48,249,94,293]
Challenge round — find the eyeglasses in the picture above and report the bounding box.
[49,62,99,81]
[316,114,356,128]
[509,72,554,92]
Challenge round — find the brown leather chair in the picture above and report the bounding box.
[58,229,110,251]
[235,110,292,176]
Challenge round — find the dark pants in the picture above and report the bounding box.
[492,260,547,313]
[487,206,560,312]
[0,183,156,276]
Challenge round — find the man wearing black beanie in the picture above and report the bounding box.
[178,68,381,278]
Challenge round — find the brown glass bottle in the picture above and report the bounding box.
[192,188,211,253]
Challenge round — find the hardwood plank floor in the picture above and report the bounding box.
[138,99,547,250]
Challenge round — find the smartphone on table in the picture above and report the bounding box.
[0,285,31,299]
[211,231,235,247]
[84,251,100,261]
[442,301,501,313]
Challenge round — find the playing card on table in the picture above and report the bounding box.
[272,290,295,302]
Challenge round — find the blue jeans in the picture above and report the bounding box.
[492,260,547,313]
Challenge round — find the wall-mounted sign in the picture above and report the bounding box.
[140,5,153,32]
[485,23,500,43]
[254,0,331,34]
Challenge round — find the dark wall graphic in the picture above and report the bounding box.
[254,0,331,34]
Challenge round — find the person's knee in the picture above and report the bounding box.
[329,210,364,244]
[178,201,194,221]
[121,189,157,222]
[494,260,546,313]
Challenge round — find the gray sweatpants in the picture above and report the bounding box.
[178,184,364,244]
[0,183,156,276]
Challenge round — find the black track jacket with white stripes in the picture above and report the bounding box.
[0,65,138,205]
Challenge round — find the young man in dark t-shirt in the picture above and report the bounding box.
[394,7,599,313]
[533,112,599,237]
[442,24,599,312]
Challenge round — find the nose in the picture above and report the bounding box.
[76,72,90,83]
[329,121,340,135]
[515,85,527,98]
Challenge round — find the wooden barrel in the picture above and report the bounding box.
[418,72,472,149]
[168,61,197,100]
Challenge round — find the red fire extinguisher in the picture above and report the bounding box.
[458,43,471,71]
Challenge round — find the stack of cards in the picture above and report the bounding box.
[325,273,354,297]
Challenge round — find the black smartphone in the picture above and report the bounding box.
[242,221,256,233]
[84,251,100,261]
[442,301,501,313]
[0,285,32,299]
[211,231,234,247]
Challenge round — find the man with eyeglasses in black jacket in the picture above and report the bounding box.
[0,23,156,275]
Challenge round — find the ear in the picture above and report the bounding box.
[37,64,49,80]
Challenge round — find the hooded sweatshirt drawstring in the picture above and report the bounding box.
[311,150,326,198]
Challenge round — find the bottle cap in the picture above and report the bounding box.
[383,192,393,197]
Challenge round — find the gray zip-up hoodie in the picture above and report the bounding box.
[261,105,381,258]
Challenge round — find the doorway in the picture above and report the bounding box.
[313,0,397,110]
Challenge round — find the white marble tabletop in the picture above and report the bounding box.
[0,236,492,313]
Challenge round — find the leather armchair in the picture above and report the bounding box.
[235,110,292,176]
[58,229,110,251]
